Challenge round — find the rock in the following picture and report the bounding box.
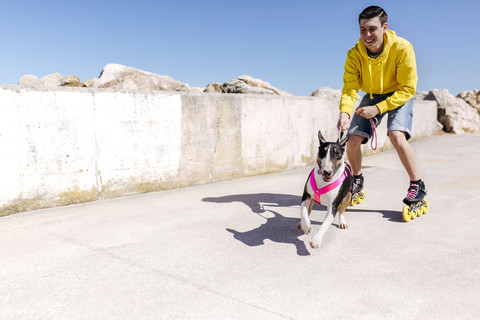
[457,90,480,111]
[94,63,190,92]
[414,91,428,101]
[60,75,82,87]
[18,74,43,87]
[223,79,272,95]
[82,78,96,88]
[425,89,457,106]
[204,82,223,93]
[190,87,204,93]
[425,89,480,133]
[310,87,341,100]
[222,75,291,95]
[18,73,82,88]
[41,73,63,87]
[46,74,81,87]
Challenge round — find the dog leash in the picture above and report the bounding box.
[339,117,377,150]
[369,117,378,150]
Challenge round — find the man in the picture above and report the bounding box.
[336,6,427,206]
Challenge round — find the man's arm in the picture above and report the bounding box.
[376,44,417,114]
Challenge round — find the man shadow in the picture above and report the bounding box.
[347,208,403,222]
[203,193,322,256]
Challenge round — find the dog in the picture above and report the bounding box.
[298,130,353,248]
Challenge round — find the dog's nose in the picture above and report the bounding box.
[323,170,332,177]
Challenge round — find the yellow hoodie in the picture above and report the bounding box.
[339,30,417,116]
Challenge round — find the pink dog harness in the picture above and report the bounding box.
[310,164,352,205]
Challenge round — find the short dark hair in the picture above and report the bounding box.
[359,6,388,25]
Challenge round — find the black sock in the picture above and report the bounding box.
[354,174,363,179]
[410,179,421,184]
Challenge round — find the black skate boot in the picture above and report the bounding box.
[402,180,429,222]
[403,180,427,205]
[350,174,365,206]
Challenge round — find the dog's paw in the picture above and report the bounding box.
[300,220,311,235]
[309,239,320,249]
[339,215,348,229]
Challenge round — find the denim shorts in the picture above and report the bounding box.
[348,92,413,144]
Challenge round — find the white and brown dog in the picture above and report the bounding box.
[298,130,353,248]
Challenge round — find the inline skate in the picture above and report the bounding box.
[402,180,429,222]
[350,174,365,206]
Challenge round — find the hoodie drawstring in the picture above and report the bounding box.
[368,59,373,99]
[380,60,384,94]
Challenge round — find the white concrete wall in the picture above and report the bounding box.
[0,86,438,214]
[94,92,182,196]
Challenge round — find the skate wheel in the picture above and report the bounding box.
[357,191,365,204]
[411,207,417,219]
[402,205,411,222]
[416,207,422,217]
[423,199,429,214]
[350,198,357,206]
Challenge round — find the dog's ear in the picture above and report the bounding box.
[338,131,350,147]
[318,130,327,145]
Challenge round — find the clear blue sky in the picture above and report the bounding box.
[1,0,479,96]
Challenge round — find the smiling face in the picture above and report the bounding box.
[359,16,388,54]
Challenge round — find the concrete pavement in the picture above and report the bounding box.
[1,133,479,319]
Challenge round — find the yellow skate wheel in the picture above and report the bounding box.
[350,198,357,206]
[417,204,423,217]
[402,205,411,222]
[357,191,365,204]
[423,199,429,214]
[411,207,417,219]
[416,207,423,217]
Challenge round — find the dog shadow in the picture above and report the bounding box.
[203,193,404,256]
[203,193,317,256]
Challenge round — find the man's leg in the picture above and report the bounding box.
[346,134,365,176]
[388,130,420,181]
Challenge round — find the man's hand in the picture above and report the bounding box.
[355,105,380,119]
[337,112,350,132]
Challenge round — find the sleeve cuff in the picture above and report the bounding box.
[376,100,389,114]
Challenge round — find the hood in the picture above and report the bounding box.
[357,30,396,59]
